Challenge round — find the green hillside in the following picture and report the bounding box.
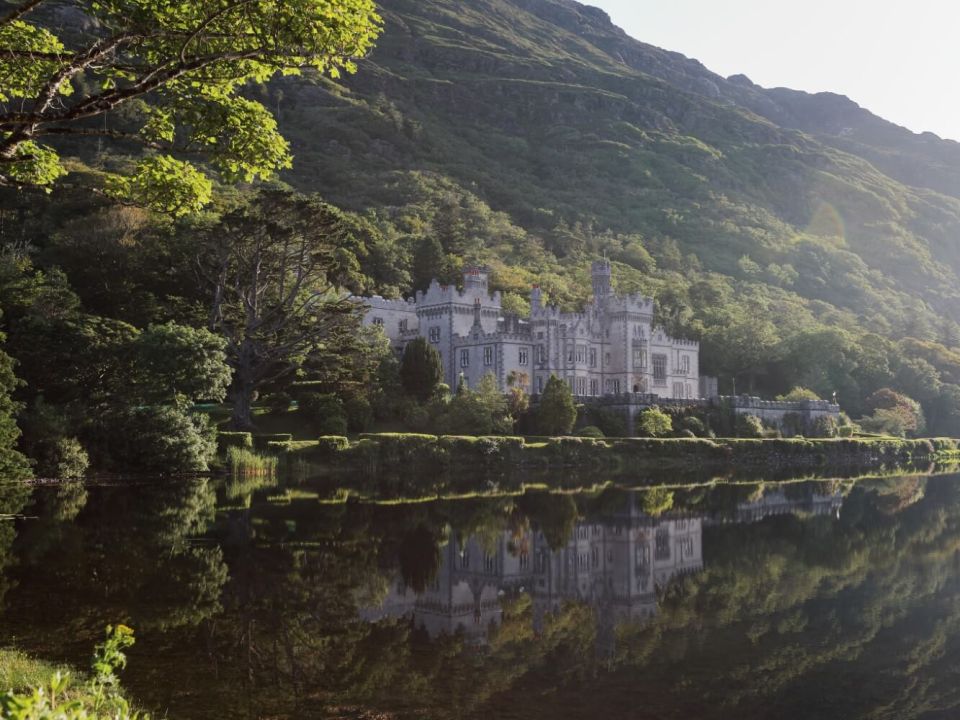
[5,0,960,446]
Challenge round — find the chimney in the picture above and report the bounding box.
[591,259,612,299]
[530,283,542,312]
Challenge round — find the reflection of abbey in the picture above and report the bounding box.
[360,262,700,399]
[360,488,843,649]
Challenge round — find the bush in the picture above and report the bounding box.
[536,375,577,435]
[810,415,839,438]
[344,396,374,432]
[576,425,605,438]
[776,387,821,401]
[217,431,253,453]
[678,416,706,436]
[31,436,89,479]
[588,406,628,437]
[299,393,348,435]
[263,391,293,412]
[99,406,216,473]
[636,407,672,437]
[734,414,764,438]
[252,433,292,449]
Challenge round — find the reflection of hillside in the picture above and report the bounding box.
[362,488,845,648]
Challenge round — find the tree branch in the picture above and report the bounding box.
[0,0,46,26]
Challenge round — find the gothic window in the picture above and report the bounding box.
[576,345,586,363]
[399,319,408,333]
[372,317,384,327]
[484,553,496,573]
[519,348,529,365]
[519,551,529,570]
[461,550,470,569]
[537,376,544,394]
[673,382,683,397]
[429,326,441,343]
[589,348,597,367]
[567,345,574,363]
[605,352,611,366]
[535,550,548,573]
[484,346,493,366]
[576,376,586,396]
[460,349,470,368]
[681,355,690,374]
[655,527,670,560]
[633,348,646,369]
[537,345,545,363]
[590,379,599,396]
[653,354,667,383]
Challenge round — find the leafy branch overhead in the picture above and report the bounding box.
[0,0,381,213]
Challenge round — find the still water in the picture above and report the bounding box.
[2,471,959,719]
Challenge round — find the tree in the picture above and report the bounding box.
[201,190,369,429]
[0,0,381,212]
[399,337,442,401]
[536,375,576,436]
[0,318,30,480]
[411,235,445,292]
[436,372,511,435]
[776,387,821,402]
[131,322,231,405]
[636,407,672,437]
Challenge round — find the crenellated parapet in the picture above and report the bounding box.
[360,295,418,312]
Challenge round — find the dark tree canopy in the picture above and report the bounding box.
[536,374,576,436]
[399,336,442,402]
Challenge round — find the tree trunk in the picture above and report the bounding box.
[230,342,257,430]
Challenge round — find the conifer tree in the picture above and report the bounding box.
[536,374,577,435]
[400,337,443,402]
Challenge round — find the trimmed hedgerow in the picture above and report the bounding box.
[218,431,253,453]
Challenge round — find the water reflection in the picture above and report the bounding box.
[3,471,960,720]
[361,486,847,656]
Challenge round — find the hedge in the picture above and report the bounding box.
[217,431,253,454]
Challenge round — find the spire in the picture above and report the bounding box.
[591,259,611,299]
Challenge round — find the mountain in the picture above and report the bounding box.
[261,0,960,336]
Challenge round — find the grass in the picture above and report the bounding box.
[225,446,278,477]
[0,649,75,693]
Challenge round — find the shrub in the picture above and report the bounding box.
[344,396,374,432]
[588,406,628,437]
[99,406,216,473]
[734,414,764,438]
[217,431,253,453]
[776,387,821,401]
[263,391,293,412]
[299,392,348,435]
[576,425,605,438]
[31,436,89,479]
[636,407,672,437]
[810,415,839,438]
[400,337,443,401]
[678,416,706,436]
[253,433,292,449]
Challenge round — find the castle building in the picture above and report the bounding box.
[360,261,700,399]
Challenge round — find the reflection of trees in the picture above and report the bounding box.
[0,480,32,609]
[398,525,442,593]
[1,479,228,653]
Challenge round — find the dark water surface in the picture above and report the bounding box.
[2,470,960,719]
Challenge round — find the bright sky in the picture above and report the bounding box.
[590,0,958,141]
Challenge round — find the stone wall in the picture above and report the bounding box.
[590,394,840,436]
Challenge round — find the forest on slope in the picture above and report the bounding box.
[5,0,960,476]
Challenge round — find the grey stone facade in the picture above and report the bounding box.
[359,262,700,399]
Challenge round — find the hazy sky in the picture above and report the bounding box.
[590,0,957,141]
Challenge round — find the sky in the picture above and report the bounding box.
[590,0,959,141]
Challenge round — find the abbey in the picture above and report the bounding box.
[360,261,700,399]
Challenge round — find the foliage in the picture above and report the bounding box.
[298,392,348,435]
[536,375,577,436]
[0,317,30,480]
[95,406,216,473]
[576,425,605,438]
[225,447,277,478]
[434,373,512,435]
[399,337,442,401]
[776,387,821,402]
[861,388,925,437]
[199,189,372,428]
[0,0,381,212]
[636,407,673,438]
[0,626,142,719]
[734,414,765,439]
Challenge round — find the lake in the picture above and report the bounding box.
[2,469,959,719]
